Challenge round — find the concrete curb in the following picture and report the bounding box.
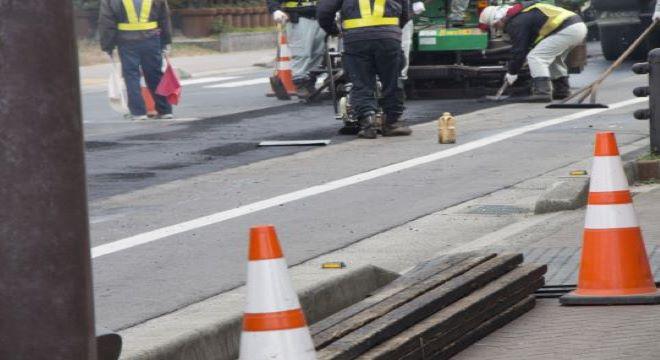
[534,141,647,214]
[534,178,589,215]
[218,32,277,53]
[119,265,398,360]
[174,32,276,53]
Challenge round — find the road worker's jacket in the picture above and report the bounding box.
[503,1,582,75]
[99,0,172,53]
[317,0,410,44]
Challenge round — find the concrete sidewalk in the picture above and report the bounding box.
[80,49,273,90]
[454,184,660,360]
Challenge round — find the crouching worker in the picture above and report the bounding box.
[480,2,587,102]
[268,0,326,98]
[317,0,412,139]
[99,0,174,120]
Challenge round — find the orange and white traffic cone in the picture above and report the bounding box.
[270,25,297,100]
[239,225,316,359]
[561,132,660,305]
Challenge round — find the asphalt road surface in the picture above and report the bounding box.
[84,44,650,330]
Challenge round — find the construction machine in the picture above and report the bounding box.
[406,0,589,98]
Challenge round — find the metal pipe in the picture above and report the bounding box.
[0,1,97,359]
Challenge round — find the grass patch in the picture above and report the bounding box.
[639,152,660,161]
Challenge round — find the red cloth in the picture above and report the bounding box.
[506,4,524,18]
[156,59,182,105]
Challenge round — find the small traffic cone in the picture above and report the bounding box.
[239,225,316,360]
[140,76,158,117]
[561,132,660,305]
[270,26,297,100]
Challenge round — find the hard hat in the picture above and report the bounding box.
[479,5,511,27]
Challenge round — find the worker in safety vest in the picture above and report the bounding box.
[317,0,412,139]
[267,0,326,98]
[479,2,587,102]
[99,0,173,120]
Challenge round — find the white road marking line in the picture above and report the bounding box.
[91,98,646,258]
[180,76,240,86]
[204,77,270,88]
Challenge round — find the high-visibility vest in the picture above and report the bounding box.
[523,3,576,43]
[342,0,400,29]
[282,1,317,8]
[118,0,158,31]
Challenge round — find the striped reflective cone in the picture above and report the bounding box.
[239,225,317,360]
[561,132,660,305]
[275,30,297,96]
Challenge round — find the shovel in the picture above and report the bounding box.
[547,19,659,109]
[485,81,510,102]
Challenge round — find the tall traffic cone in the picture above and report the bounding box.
[270,25,297,100]
[561,132,660,305]
[239,225,316,359]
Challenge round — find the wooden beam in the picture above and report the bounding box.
[431,295,537,360]
[364,265,545,359]
[317,254,524,360]
[311,253,483,337]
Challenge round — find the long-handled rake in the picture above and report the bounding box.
[547,19,659,109]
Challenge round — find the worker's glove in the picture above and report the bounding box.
[412,2,426,15]
[162,44,172,56]
[504,73,518,85]
[273,10,289,24]
[653,11,660,22]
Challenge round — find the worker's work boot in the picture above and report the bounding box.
[358,114,378,139]
[382,114,412,137]
[552,77,571,100]
[519,77,553,103]
[294,79,311,99]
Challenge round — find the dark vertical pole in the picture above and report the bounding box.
[649,48,660,154]
[0,1,97,359]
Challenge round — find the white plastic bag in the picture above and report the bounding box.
[108,56,129,114]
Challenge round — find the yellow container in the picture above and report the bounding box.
[438,112,456,144]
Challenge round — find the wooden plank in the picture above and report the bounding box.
[316,253,524,360]
[361,264,546,359]
[311,252,483,337]
[313,254,496,348]
[432,295,537,360]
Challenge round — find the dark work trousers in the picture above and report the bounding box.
[343,38,404,121]
[118,36,172,116]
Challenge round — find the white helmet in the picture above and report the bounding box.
[479,5,511,27]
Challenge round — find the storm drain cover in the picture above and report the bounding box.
[467,205,530,215]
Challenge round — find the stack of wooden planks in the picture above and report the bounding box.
[310,253,546,360]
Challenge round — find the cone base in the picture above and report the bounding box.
[560,289,660,306]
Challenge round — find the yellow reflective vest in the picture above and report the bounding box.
[118,0,158,31]
[342,0,400,29]
[523,3,576,43]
